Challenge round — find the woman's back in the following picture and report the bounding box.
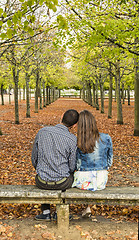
[72,110,113,192]
[76,132,113,171]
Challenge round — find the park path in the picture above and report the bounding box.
[0,97,138,188]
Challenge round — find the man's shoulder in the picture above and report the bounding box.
[38,125,77,141]
[37,126,53,135]
[38,126,51,132]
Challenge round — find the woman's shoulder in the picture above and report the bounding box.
[99,132,112,142]
[99,132,111,137]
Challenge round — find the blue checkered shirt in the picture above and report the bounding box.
[31,124,77,182]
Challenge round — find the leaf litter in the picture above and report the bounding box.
[0,98,138,239]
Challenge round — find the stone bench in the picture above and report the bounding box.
[0,185,139,230]
[62,95,80,98]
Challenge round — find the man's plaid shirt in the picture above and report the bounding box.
[31,124,77,182]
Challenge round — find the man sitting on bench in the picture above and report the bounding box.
[31,109,79,221]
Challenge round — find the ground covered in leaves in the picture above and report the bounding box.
[0,97,139,239]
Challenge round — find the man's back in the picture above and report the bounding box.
[32,124,77,182]
[31,109,79,221]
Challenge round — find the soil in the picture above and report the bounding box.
[0,214,138,240]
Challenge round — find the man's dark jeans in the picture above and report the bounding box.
[35,174,74,211]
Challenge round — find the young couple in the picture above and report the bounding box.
[31,109,113,221]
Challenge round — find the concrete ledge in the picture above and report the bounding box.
[0,185,62,204]
[61,187,139,206]
[0,185,139,230]
[0,185,139,206]
[0,185,138,206]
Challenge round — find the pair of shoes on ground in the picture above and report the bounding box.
[35,212,72,221]
[82,206,92,218]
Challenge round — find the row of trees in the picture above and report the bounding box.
[68,47,134,123]
[57,0,139,136]
[0,0,139,136]
[0,35,68,121]
[0,0,71,126]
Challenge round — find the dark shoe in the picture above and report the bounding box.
[69,214,73,221]
[35,213,51,221]
[52,212,72,221]
[52,212,57,221]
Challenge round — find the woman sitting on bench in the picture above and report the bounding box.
[72,110,113,217]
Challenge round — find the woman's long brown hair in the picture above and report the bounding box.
[77,110,100,153]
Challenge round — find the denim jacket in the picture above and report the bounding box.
[76,133,113,171]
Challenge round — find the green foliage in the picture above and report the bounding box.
[53,0,138,91]
[0,33,6,39]
[0,0,58,42]
[7,29,13,38]
[57,15,68,29]
[0,0,137,94]
[7,20,12,27]
[120,0,127,3]
[27,27,34,36]
[0,8,3,15]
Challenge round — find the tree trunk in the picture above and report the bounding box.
[83,86,85,101]
[84,89,87,102]
[80,89,81,98]
[39,78,43,109]
[55,89,57,100]
[86,81,92,105]
[134,56,139,136]
[43,79,46,107]
[9,85,11,104]
[99,74,104,113]
[49,87,51,104]
[59,89,61,98]
[114,80,117,102]
[13,67,19,124]
[46,85,49,105]
[108,63,113,118]
[52,87,54,102]
[1,84,4,105]
[29,88,31,99]
[122,82,125,104]
[125,89,126,99]
[115,61,123,124]
[53,87,56,102]
[92,83,96,107]
[96,79,99,110]
[26,72,30,118]
[23,85,25,100]
[35,69,39,113]
[19,87,21,102]
[127,85,130,106]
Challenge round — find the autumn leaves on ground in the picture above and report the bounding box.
[0,98,138,240]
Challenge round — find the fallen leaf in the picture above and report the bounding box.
[7,232,13,237]
[75,225,82,231]
[0,225,6,233]
[91,230,98,235]
[42,232,55,239]
[106,231,115,235]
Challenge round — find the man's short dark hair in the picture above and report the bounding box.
[62,109,79,127]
